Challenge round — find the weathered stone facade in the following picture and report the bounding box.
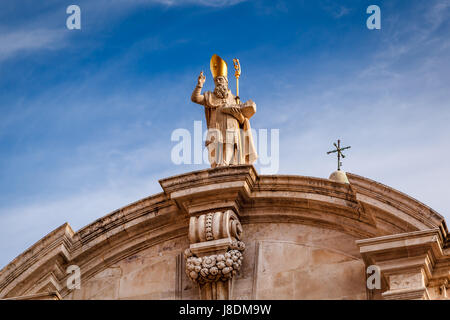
[0,165,449,300]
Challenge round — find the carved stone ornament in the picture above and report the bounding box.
[189,210,243,244]
[184,240,245,284]
[184,209,245,300]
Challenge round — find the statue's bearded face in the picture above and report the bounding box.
[214,76,228,99]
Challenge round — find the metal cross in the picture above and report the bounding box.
[327,139,351,171]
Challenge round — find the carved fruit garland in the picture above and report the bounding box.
[185,240,245,284]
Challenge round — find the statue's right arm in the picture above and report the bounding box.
[191,84,205,105]
[191,71,206,105]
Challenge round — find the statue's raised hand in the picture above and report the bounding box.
[197,71,206,86]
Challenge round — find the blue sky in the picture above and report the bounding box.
[0,0,449,268]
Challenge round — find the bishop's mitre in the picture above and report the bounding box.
[210,54,228,79]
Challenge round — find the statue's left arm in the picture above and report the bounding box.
[241,99,256,119]
[221,105,245,124]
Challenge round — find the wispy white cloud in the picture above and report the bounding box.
[320,0,351,19]
[84,0,247,10]
[0,28,66,62]
[330,5,351,19]
[149,0,247,7]
[0,0,243,64]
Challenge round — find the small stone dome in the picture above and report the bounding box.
[329,170,350,184]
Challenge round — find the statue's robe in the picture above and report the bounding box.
[195,89,257,167]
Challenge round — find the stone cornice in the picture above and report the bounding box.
[356,228,450,299]
[159,165,257,216]
[0,223,73,298]
[159,165,258,194]
[347,173,446,233]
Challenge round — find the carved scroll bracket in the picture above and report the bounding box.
[185,210,245,300]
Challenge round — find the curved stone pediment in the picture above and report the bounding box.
[0,165,448,300]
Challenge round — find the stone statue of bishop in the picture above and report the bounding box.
[191,54,258,167]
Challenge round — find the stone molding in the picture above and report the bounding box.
[357,229,450,300]
[3,291,62,300]
[159,165,257,216]
[347,173,447,231]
